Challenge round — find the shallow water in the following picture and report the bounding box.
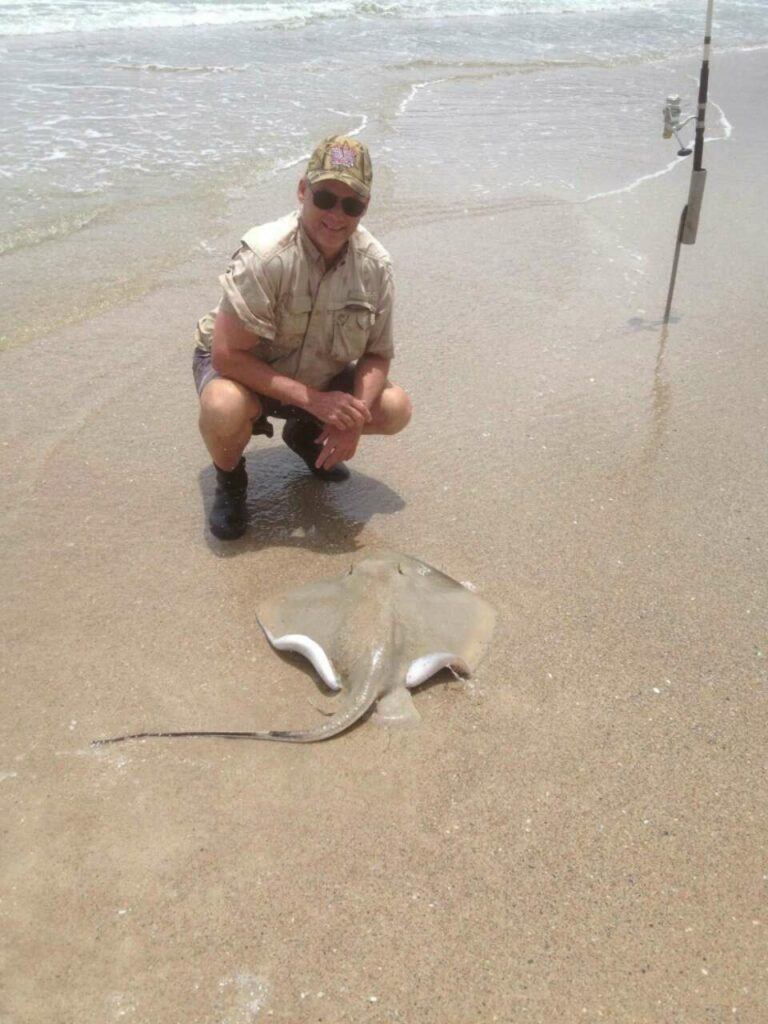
[1,0,766,343]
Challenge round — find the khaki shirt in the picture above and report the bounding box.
[194,211,394,390]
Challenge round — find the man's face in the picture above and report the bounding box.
[298,177,368,263]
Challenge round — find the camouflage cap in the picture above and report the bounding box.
[305,135,372,199]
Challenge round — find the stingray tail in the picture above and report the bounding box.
[265,678,380,743]
[91,679,379,747]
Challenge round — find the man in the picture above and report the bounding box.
[192,134,412,540]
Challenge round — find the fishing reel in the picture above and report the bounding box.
[662,95,695,156]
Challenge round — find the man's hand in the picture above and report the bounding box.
[315,423,363,471]
[307,390,371,432]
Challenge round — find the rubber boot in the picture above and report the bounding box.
[209,458,248,540]
[282,417,350,482]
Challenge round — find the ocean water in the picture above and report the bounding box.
[1,0,766,342]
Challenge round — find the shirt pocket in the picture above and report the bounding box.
[330,299,375,362]
[273,296,313,354]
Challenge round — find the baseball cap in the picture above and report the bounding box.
[305,135,372,199]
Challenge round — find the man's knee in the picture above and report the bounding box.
[199,378,262,435]
[369,385,412,436]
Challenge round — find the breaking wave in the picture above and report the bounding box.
[0,0,722,38]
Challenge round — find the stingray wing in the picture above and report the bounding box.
[392,555,496,688]
[257,577,356,691]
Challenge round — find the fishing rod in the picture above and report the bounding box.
[662,0,715,323]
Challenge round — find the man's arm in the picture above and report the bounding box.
[353,353,390,412]
[211,310,370,431]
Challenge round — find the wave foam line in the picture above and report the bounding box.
[397,80,445,116]
[0,2,323,37]
[108,62,251,74]
[0,209,103,256]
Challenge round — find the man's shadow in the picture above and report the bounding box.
[197,445,405,557]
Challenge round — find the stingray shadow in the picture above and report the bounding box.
[197,445,405,557]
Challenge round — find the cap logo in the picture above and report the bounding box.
[330,144,356,168]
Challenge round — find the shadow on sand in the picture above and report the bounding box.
[197,445,405,557]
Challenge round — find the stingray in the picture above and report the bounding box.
[93,551,495,745]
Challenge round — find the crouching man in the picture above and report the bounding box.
[192,135,412,540]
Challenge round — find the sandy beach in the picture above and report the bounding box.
[2,32,767,1024]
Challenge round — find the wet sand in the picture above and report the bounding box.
[2,49,767,1023]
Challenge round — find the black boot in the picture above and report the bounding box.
[209,458,248,540]
[282,417,350,482]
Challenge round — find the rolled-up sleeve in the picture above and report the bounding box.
[365,263,395,359]
[218,246,276,340]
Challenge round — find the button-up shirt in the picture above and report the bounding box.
[194,211,394,390]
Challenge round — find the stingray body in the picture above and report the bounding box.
[93,551,494,746]
[257,551,495,741]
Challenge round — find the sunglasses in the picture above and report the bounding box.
[309,185,367,218]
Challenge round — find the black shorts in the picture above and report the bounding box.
[192,348,355,432]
